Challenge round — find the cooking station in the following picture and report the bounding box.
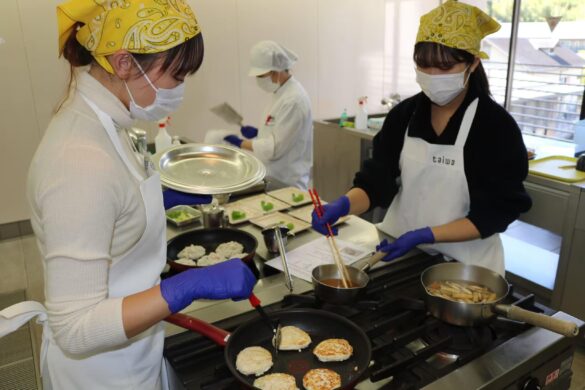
[162,185,584,390]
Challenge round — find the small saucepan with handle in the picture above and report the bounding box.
[421,262,579,337]
[312,250,386,305]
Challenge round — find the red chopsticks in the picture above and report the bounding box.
[308,189,336,237]
[309,188,351,288]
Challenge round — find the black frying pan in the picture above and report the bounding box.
[166,228,257,272]
[166,308,371,389]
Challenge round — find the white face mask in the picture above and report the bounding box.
[256,74,280,93]
[124,57,185,121]
[415,66,470,106]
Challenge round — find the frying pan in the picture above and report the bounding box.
[421,263,579,337]
[166,228,257,272]
[166,308,371,389]
[312,251,386,304]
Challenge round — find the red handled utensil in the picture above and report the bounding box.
[309,189,352,288]
[248,293,281,353]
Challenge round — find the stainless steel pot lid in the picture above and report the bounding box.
[151,144,266,194]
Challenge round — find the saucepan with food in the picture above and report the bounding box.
[312,251,386,305]
[421,263,579,337]
[166,308,371,389]
[166,228,257,273]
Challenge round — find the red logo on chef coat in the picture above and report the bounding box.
[545,368,559,385]
[265,115,275,125]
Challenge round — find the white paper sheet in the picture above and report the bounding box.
[265,237,372,282]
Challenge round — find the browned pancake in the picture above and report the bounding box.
[302,368,341,390]
[312,338,353,362]
[278,326,311,351]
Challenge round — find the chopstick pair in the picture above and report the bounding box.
[308,189,352,288]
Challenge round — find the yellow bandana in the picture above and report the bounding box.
[57,0,200,73]
[416,0,500,59]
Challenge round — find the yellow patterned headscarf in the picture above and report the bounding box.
[416,0,500,59]
[57,0,200,73]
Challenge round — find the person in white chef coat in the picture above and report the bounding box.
[312,0,532,276]
[223,40,313,190]
[0,1,255,389]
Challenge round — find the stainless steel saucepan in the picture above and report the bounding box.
[311,251,386,304]
[421,263,579,337]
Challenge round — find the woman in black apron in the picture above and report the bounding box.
[313,0,531,276]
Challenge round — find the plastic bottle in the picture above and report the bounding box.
[155,119,172,153]
[355,97,368,130]
[339,109,348,127]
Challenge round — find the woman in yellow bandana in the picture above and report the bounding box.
[0,1,256,389]
[313,0,532,276]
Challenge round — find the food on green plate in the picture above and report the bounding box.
[260,200,274,212]
[291,193,305,202]
[166,210,195,223]
[231,210,246,220]
[279,220,294,231]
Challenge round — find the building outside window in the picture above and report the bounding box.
[480,0,585,144]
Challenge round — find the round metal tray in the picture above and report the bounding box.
[152,144,266,195]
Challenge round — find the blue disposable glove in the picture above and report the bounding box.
[163,189,212,210]
[240,125,258,139]
[160,259,257,313]
[311,195,350,236]
[376,227,435,262]
[224,135,243,148]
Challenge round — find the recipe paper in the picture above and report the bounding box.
[265,237,372,283]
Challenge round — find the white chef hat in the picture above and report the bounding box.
[248,40,298,76]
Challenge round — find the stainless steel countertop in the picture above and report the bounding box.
[164,213,395,336]
[164,211,426,389]
[314,117,383,141]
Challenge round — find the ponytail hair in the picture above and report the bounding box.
[55,23,93,112]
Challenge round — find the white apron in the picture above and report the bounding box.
[377,98,505,276]
[0,95,169,389]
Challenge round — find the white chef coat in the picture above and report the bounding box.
[252,76,313,190]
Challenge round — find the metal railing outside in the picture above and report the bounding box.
[484,61,584,141]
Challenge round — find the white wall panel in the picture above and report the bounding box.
[18,0,67,137]
[317,0,386,119]
[384,0,440,100]
[0,0,42,224]
[168,0,242,142]
[234,0,319,126]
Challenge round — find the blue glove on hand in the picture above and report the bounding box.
[160,259,257,313]
[163,189,212,210]
[240,126,258,139]
[376,227,435,262]
[311,195,350,236]
[224,135,243,148]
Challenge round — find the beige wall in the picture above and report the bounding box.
[0,0,438,224]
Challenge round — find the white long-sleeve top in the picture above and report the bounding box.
[27,71,147,355]
[251,76,313,190]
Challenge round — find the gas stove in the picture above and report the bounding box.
[164,253,584,390]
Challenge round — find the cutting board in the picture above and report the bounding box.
[529,156,585,183]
